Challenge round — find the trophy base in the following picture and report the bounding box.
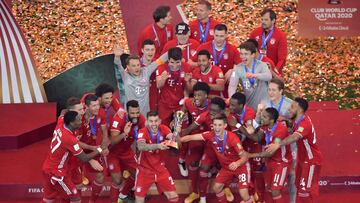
[165,140,179,150]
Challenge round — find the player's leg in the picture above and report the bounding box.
[90,171,105,201]
[42,173,57,203]
[156,170,179,203]
[178,141,189,177]
[54,174,81,203]
[237,163,253,203]
[135,169,153,203]
[198,146,217,202]
[296,162,321,203]
[184,141,205,203]
[288,142,298,203]
[107,154,123,203]
[118,151,138,202]
[271,162,289,203]
[213,168,233,202]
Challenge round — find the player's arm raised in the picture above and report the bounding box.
[110,122,132,145]
[243,124,265,142]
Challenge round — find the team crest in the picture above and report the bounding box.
[209,77,213,83]
[223,53,228,60]
[180,72,185,78]
[270,38,276,45]
[194,31,198,37]
[209,29,214,36]
[97,118,101,123]
[255,36,260,41]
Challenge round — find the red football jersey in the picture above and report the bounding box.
[138,23,174,59]
[137,125,172,172]
[81,114,106,146]
[42,125,83,175]
[98,97,122,126]
[189,18,220,43]
[227,105,257,152]
[293,115,323,164]
[110,113,146,155]
[192,65,224,96]
[202,130,245,170]
[194,110,213,132]
[262,122,291,163]
[56,116,83,140]
[191,41,241,74]
[249,26,287,75]
[162,39,200,62]
[156,63,192,108]
[183,98,210,133]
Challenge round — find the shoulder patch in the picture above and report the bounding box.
[138,133,143,138]
[219,72,224,78]
[112,121,119,128]
[237,142,243,149]
[73,144,80,151]
[298,126,304,132]
[274,138,281,143]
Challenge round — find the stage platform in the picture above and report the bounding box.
[0,103,56,150]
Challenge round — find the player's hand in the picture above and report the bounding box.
[113,43,123,56]
[158,142,169,150]
[245,73,256,78]
[257,103,265,113]
[161,71,170,81]
[89,159,104,171]
[184,73,192,82]
[123,121,132,136]
[245,125,255,135]
[265,143,280,154]
[229,161,240,171]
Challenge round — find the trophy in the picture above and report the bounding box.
[166,111,186,150]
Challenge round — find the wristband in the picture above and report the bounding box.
[96,147,103,153]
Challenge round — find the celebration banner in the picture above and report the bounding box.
[299,0,360,38]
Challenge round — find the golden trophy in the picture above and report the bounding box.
[166,111,186,150]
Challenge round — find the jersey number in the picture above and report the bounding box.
[50,129,62,153]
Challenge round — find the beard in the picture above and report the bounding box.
[130,117,138,124]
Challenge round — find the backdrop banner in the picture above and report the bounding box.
[298,0,360,38]
[44,54,118,115]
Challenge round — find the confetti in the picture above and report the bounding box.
[11,0,359,109]
[181,0,359,109]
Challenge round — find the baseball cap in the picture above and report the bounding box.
[175,22,190,35]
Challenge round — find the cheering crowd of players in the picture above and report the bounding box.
[41,1,323,203]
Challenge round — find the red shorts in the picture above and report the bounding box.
[215,162,251,189]
[42,172,80,200]
[108,150,138,173]
[186,140,205,164]
[296,162,321,197]
[264,161,289,191]
[199,143,217,167]
[134,167,176,197]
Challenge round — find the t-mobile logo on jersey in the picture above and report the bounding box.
[168,79,175,87]
[135,86,146,95]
